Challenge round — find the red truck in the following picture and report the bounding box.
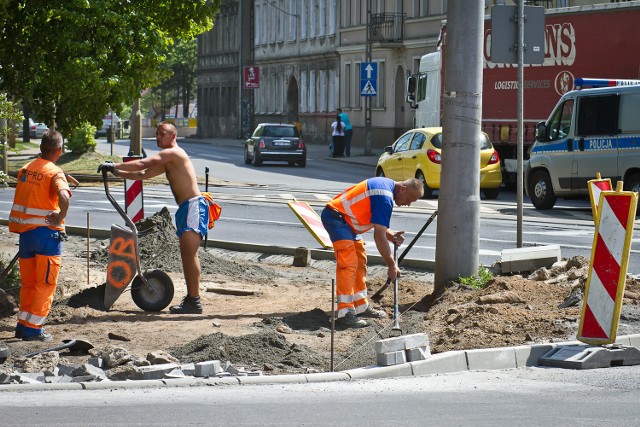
[405,2,640,185]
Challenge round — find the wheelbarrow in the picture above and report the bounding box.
[100,169,174,311]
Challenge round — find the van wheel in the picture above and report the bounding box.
[528,170,556,210]
[483,188,500,200]
[416,171,433,199]
[624,173,640,194]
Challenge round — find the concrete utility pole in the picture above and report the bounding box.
[364,0,372,155]
[130,98,143,156]
[434,0,484,290]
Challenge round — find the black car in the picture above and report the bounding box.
[244,123,306,167]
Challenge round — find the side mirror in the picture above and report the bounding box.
[406,75,418,109]
[384,146,393,154]
[535,121,547,141]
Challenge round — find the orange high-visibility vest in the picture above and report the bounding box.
[327,178,394,234]
[9,158,69,234]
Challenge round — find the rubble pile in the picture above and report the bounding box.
[0,346,263,385]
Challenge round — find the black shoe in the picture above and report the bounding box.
[22,332,53,342]
[169,296,203,314]
[336,311,368,328]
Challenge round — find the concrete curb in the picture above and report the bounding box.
[3,335,638,392]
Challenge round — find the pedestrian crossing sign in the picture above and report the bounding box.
[360,80,377,96]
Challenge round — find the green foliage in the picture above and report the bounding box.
[0,92,23,140]
[458,266,494,289]
[0,0,221,136]
[67,122,97,154]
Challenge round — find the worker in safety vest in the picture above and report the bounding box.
[321,177,423,328]
[9,130,71,342]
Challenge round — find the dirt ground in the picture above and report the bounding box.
[2,208,640,374]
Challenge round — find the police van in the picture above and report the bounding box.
[526,78,640,209]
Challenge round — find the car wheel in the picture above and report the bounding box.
[528,170,556,210]
[252,151,262,166]
[416,170,433,199]
[376,167,385,177]
[243,146,251,164]
[483,188,500,200]
[624,172,640,194]
[297,157,306,167]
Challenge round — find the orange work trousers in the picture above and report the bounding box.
[17,254,61,331]
[333,239,368,318]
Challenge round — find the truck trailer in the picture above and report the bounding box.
[405,1,640,186]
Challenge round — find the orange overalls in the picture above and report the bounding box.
[9,158,71,338]
[322,178,395,318]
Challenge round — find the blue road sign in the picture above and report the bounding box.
[360,62,377,96]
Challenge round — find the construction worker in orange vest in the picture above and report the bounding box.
[9,130,71,342]
[321,177,423,328]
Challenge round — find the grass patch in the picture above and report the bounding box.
[458,266,494,289]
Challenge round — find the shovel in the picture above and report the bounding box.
[25,339,94,358]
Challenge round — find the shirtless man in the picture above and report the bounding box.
[98,121,206,314]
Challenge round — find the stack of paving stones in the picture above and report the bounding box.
[375,333,431,366]
[0,346,262,385]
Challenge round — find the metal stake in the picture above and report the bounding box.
[331,278,335,372]
[87,212,90,285]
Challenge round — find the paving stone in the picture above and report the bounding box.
[195,360,222,377]
[376,350,407,366]
[405,346,431,362]
[375,333,430,354]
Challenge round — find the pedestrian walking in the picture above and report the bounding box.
[321,177,423,328]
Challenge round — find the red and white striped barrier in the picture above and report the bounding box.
[288,201,333,249]
[123,156,144,223]
[588,172,612,222]
[578,182,638,345]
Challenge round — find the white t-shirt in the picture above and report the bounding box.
[331,121,345,136]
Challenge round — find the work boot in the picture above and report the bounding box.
[359,305,388,319]
[22,332,53,342]
[336,311,368,328]
[169,295,203,314]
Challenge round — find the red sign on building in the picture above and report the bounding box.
[243,66,260,89]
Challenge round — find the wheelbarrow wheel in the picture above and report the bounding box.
[131,270,174,312]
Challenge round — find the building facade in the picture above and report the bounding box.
[197,0,619,149]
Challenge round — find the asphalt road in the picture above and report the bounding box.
[1,366,639,425]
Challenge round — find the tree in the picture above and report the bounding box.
[0,0,221,136]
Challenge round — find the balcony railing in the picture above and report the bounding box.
[370,13,405,43]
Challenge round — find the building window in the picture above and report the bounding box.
[373,61,385,108]
[340,0,351,28]
[328,0,336,34]
[328,68,336,112]
[344,63,352,108]
[319,69,327,112]
[288,0,297,41]
[355,63,362,108]
[300,71,308,113]
[310,0,317,38]
[319,0,326,37]
[310,69,317,112]
[300,0,308,38]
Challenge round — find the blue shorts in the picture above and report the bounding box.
[175,196,209,239]
[18,227,63,258]
[320,207,362,243]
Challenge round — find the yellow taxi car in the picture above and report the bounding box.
[375,127,502,199]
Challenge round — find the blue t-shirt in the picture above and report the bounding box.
[367,177,394,228]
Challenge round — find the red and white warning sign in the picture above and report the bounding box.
[577,183,638,345]
[587,172,612,221]
[288,201,333,249]
[123,156,144,223]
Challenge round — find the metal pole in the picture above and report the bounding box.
[238,0,244,139]
[131,98,142,156]
[364,0,372,155]
[516,1,525,248]
[331,278,335,372]
[87,212,90,285]
[204,167,210,250]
